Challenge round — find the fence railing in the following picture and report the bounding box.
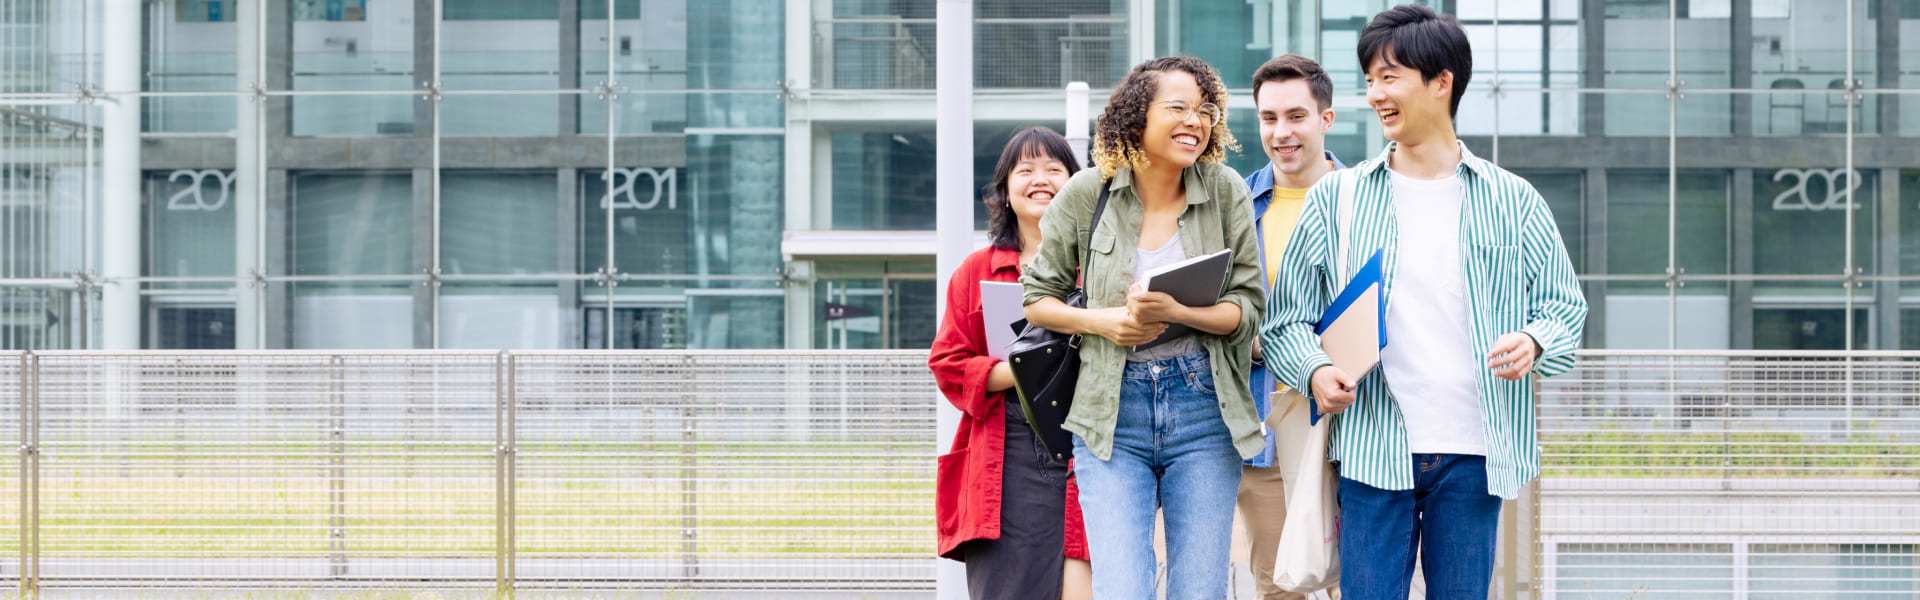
[0,350,937,596]
[0,350,1913,597]
[1533,351,1920,599]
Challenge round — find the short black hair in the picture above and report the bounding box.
[1251,54,1334,111]
[1358,4,1473,119]
[983,127,1080,251]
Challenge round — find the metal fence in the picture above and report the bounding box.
[1534,351,1920,599]
[0,350,936,596]
[0,350,1913,597]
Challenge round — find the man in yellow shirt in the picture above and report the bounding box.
[1236,54,1342,599]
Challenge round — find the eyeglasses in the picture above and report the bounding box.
[1155,100,1222,127]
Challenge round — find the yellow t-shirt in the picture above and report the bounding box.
[1260,185,1311,395]
[1261,186,1309,288]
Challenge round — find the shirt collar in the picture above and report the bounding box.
[1109,164,1214,204]
[1361,139,1491,182]
[1251,150,1347,199]
[988,245,1022,273]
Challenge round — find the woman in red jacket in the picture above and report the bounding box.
[930,127,1090,600]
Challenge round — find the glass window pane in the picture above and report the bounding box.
[441,172,558,275]
[440,283,563,349]
[1162,0,1259,93]
[151,305,236,349]
[146,169,237,286]
[146,1,237,133]
[290,172,414,276]
[830,129,936,230]
[1753,1,1868,90]
[888,277,936,350]
[688,292,782,349]
[1608,171,1729,277]
[0,288,83,350]
[687,0,784,90]
[582,305,685,349]
[290,0,415,136]
[1752,167,1874,278]
[1902,171,1920,275]
[1754,306,1869,350]
[290,282,415,348]
[581,167,691,276]
[1604,0,1670,89]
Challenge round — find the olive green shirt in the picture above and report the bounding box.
[1021,162,1266,461]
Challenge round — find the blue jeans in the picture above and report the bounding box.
[1338,454,1502,600]
[1072,352,1242,600]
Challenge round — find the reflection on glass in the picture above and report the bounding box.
[442,172,558,275]
[687,293,782,349]
[1901,171,1920,274]
[290,283,414,349]
[831,131,935,230]
[145,1,237,133]
[440,284,562,349]
[152,305,236,349]
[684,135,783,276]
[1607,171,1728,279]
[1752,166,1875,277]
[146,169,237,287]
[815,278,885,349]
[1754,306,1868,350]
[580,168,693,276]
[439,4,561,135]
[0,288,82,350]
[291,0,413,135]
[584,304,687,349]
[290,172,414,276]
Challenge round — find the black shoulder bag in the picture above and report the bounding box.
[1006,182,1110,459]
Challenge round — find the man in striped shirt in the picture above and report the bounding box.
[1258,5,1588,600]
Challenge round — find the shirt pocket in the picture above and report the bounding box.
[1469,243,1525,331]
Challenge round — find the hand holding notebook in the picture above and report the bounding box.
[1128,248,1233,351]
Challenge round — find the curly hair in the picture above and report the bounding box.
[1092,56,1239,179]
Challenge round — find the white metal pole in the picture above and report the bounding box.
[1066,81,1090,169]
[100,0,142,349]
[234,0,261,348]
[934,0,973,598]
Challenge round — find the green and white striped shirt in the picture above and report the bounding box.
[1259,141,1588,499]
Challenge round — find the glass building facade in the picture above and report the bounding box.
[1,0,1917,353]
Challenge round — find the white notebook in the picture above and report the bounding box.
[980,281,1026,360]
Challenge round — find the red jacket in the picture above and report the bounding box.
[930,246,1088,561]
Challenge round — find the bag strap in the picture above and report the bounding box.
[1334,167,1359,282]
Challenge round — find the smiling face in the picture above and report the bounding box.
[1005,151,1070,225]
[1365,50,1454,145]
[1256,78,1334,178]
[1139,70,1212,171]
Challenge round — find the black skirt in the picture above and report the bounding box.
[958,396,1073,600]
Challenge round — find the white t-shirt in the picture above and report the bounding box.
[1379,167,1487,456]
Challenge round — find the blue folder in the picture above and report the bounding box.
[1307,249,1387,425]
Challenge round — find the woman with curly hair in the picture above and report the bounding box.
[930,126,1093,600]
[1020,56,1265,599]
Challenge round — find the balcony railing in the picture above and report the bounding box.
[812,16,1127,90]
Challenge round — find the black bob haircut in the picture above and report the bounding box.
[983,127,1081,251]
[1358,4,1473,119]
